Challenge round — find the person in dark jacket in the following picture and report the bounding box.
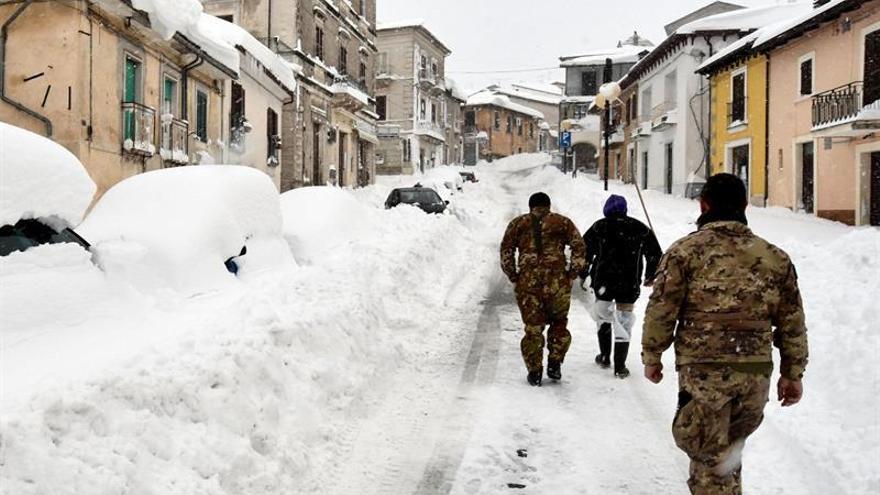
[581,194,662,378]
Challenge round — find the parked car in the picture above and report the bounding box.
[385,186,448,214]
[424,167,464,192]
[458,171,478,183]
[0,219,90,257]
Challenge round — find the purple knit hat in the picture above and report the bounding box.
[603,194,628,217]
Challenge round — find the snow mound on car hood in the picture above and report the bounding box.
[78,165,293,293]
[280,186,379,265]
[0,122,96,228]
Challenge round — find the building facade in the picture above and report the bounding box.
[0,0,232,198]
[463,94,543,162]
[763,0,880,225]
[559,34,652,172]
[597,78,641,183]
[443,81,466,165]
[204,0,379,190]
[374,22,452,175]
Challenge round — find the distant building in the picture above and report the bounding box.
[462,93,543,162]
[443,78,468,165]
[374,21,452,175]
[559,33,652,172]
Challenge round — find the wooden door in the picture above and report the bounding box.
[802,142,815,214]
[870,152,880,226]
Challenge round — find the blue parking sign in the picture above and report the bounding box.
[560,131,572,149]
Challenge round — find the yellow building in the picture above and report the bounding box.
[700,49,769,206]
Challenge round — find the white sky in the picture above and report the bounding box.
[377,0,789,95]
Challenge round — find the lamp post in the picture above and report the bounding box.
[598,59,622,192]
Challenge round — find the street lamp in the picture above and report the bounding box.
[597,58,622,191]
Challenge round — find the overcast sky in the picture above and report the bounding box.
[377,0,787,94]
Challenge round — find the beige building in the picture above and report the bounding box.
[375,22,452,175]
[443,79,467,165]
[463,93,543,162]
[0,0,233,198]
[204,0,379,190]
[763,0,880,226]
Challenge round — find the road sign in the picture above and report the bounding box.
[560,131,572,149]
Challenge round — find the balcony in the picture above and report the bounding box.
[727,97,748,128]
[419,69,443,93]
[651,101,678,131]
[331,75,371,111]
[160,116,189,165]
[413,121,446,143]
[811,82,880,136]
[121,102,156,156]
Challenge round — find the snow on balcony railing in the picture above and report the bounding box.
[122,102,156,156]
[812,81,864,129]
[160,114,189,165]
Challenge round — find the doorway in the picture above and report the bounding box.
[730,144,750,187]
[312,124,322,185]
[871,152,880,226]
[642,151,648,190]
[665,143,673,194]
[801,142,815,214]
[338,131,348,186]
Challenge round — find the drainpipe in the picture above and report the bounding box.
[703,35,715,181]
[764,56,771,206]
[180,54,203,121]
[1,0,53,137]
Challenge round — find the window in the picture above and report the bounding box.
[195,88,208,142]
[573,104,588,120]
[640,87,652,120]
[529,122,534,138]
[506,115,513,134]
[162,75,179,116]
[402,139,411,162]
[517,117,523,135]
[315,26,324,60]
[494,111,500,129]
[865,29,880,105]
[358,0,366,16]
[730,70,746,124]
[377,52,388,74]
[267,108,279,163]
[339,46,348,75]
[123,55,142,142]
[376,96,387,121]
[431,62,438,78]
[581,69,597,96]
[359,61,367,84]
[630,93,638,121]
[664,70,677,105]
[230,82,246,147]
[799,55,814,96]
[420,99,426,121]
[420,55,427,78]
[465,111,476,127]
[431,102,437,124]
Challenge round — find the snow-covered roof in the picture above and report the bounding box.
[752,0,855,49]
[376,19,451,55]
[560,44,651,67]
[0,123,96,228]
[130,0,297,92]
[444,77,469,101]
[697,2,829,73]
[676,2,812,35]
[465,92,545,120]
[487,83,563,106]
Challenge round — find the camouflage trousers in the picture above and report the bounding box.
[673,365,770,495]
[515,280,573,372]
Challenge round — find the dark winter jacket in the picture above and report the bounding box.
[580,215,662,302]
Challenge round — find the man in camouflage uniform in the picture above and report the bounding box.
[641,174,808,494]
[501,192,586,386]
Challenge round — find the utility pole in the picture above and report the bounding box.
[603,58,613,192]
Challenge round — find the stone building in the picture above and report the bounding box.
[374,21,452,175]
[463,93,543,162]
[443,78,467,165]
[203,0,379,190]
[0,0,232,198]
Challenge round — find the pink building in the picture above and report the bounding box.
[765,0,880,226]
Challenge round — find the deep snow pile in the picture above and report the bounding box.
[0,122,96,228]
[78,166,294,295]
[0,166,503,494]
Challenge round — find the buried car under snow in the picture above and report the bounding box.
[384,186,448,214]
[78,166,295,294]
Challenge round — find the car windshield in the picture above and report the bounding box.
[399,190,441,205]
[0,219,90,257]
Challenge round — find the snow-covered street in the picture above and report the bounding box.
[2,154,879,494]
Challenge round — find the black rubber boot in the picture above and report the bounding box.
[527,368,543,387]
[595,323,612,368]
[547,360,562,381]
[614,342,631,379]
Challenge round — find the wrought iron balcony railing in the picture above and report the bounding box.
[812,81,864,128]
[727,97,748,126]
[121,101,156,156]
[160,116,189,165]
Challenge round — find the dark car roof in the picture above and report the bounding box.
[393,187,436,192]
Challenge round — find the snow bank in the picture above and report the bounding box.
[280,187,379,265]
[78,166,293,294]
[0,122,96,229]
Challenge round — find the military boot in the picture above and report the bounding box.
[614,342,630,379]
[527,368,543,387]
[547,360,562,381]
[595,323,612,368]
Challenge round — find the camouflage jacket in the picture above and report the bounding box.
[642,221,808,380]
[500,207,587,292]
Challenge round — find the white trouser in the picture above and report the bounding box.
[595,300,635,343]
